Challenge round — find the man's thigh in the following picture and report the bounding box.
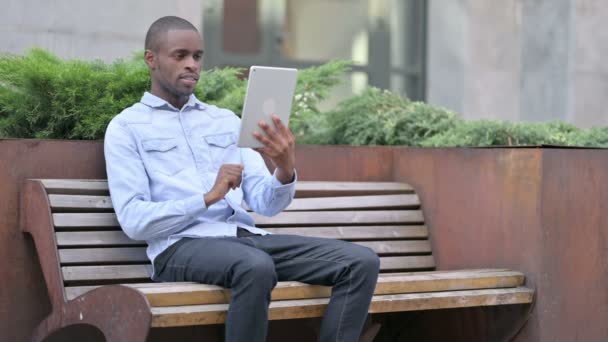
[248,234,375,285]
[154,237,269,286]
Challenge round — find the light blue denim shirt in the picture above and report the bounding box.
[104,92,296,276]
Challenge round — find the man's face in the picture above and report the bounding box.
[146,29,203,103]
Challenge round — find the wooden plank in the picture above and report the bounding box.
[40,180,414,197]
[53,211,424,228]
[61,255,434,282]
[55,226,428,247]
[53,213,119,228]
[283,194,420,211]
[56,231,143,247]
[143,270,524,307]
[67,269,524,304]
[40,179,110,195]
[62,265,151,282]
[49,194,113,211]
[150,287,534,327]
[357,240,431,255]
[63,269,520,300]
[66,268,524,299]
[252,210,425,226]
[48,194,420,212]
[263,225,428,240]
[140,270,524,303]
[59,247,148,264]
[380,256,435,271]
[294,181,414,197]
[56,241,431,265]
[66,268,524,300]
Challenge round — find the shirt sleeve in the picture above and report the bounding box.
[104,119,208,241]
[239,147,297,216]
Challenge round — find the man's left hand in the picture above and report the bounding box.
[252,114,295,184]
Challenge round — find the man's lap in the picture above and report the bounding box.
[153,233,376,286]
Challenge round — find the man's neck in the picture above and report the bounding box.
[150,87,189,110]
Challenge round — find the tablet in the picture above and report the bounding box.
[237,66,298,148]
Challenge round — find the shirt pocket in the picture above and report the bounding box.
[204,133,240,170]
[141,138,187,176]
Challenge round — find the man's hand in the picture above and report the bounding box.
[252,114,296,184]
[204,164,244,206]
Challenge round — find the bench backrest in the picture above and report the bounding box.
[38,179,434,299]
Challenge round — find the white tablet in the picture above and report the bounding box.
[237,66,298,148]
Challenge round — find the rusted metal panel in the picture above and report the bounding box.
[392,147,608,342]
[3,140,607,341]
[389,148,543,341]
[538,149,608,341]
[295,145,396,181]
[0,139,106,342]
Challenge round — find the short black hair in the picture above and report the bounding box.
[145,16,199,52]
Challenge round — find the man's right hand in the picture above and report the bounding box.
[204,164,244,206]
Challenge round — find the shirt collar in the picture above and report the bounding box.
[140,92,207,111]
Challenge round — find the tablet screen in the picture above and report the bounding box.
[237,66,298,148]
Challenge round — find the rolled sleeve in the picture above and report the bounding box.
[271,168,297,200]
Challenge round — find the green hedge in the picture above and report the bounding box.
[0,49,347,140]
[1,49,607,147]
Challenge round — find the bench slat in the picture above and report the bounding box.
[62,265,152,282]
[252,210,424,226]
[53,211,424,228]
[55,226,429,247]
[62,255,435,282]
[294,182,414,197]
[41,180,413,197]
[57,241,431,265]
[149,287,534,327]
[48,194,114,211]
[284,194,420,211]
[48,194,421,212]
[59,247,148,264]
[55,226,429,246]
[41,179,110,195]
[380,256,435,271]
[56,231,143,247]
[264,225,428,239]
[53,213,120,228]
[64,269,524,303]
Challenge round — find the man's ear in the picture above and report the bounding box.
[144,50,156,70]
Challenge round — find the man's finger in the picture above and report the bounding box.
[272,114,290,136]
[252,131,280,151]
[258,120,281,142]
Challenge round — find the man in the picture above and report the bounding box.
[104,16,379,342]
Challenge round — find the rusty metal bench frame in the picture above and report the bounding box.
[21,179,534,341]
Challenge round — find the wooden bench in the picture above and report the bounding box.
[21,179,534,341]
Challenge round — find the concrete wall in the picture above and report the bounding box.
[0,0,203,62]
[427,0,608,128]
[1,0,606,127]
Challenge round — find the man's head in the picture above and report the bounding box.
[144,16,203,108]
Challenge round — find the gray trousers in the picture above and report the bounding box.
[153,229,380,342]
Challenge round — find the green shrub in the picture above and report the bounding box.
[421,120,608,147]
[320,87,459,146]
[0,49,606,147]
[0,49,348,140]
[0,49,148,139]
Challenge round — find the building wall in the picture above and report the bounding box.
[0,0,203,63]
[1,0,606,127]
[427,0,607,127]
[574,0,608,127]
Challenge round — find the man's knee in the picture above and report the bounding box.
[350,244,381,276]
[233,253,277,288]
